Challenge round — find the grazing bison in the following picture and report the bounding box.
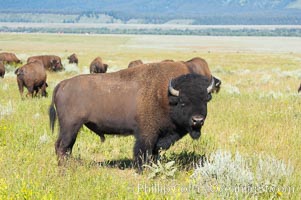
[0,52,21,65]
[27,55,63,71]
[15,61,48,98]
[184,57,221,93]
[128,59,143,68]
[161,59,174,63]
[67,53,78,64]
[298,83,301,93]
[49,62,215,171]
[0,61,4,78]
[90,57,108,73]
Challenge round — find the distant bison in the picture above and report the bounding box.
[128,59,143,68]
[27,55,63,71]
[184,57,221,93]
[161,59,174,63]
[67,53,78,65]
[298,83,301,93]
[90,57,108,73]
[0,61,5,78]
[0,52,22,65]
[49,62,215,171]
[15,61,48,98]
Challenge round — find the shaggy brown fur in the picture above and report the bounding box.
[15,61,48,98]
[27,55,63,71]
[128,59,143,68]
[90,57,108,73]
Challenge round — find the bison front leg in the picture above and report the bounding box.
[133,134,158,173]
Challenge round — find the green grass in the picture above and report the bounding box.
[0,33,300,199]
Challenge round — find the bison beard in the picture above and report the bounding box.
[49,64,213,172]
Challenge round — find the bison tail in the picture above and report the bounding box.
[49,84,59,133]
[49,103,56,133]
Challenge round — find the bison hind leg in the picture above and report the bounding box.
[55,122,83,165]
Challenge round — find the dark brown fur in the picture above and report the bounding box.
[27,55,63,71]
[128,59,143,68]
[15,61,48,98]
[0,52,21,64]
[49,62,214,171]
[67,53,78,64]
[0,61,5,78]
[90,57,108,73]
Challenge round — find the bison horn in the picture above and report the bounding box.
[207,77,215,93]
[168,80,179,96]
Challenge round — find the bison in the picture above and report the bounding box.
[161,59,174,63]
[27,55,63,72]
[90,57,108,73]
[0,52,22,65]
[128,59,143,68]
[49,62,215,171]
[15,60,48,98]
[67,53,78,65]
[0,61,4,78]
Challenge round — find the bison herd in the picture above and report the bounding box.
[0,52,111,98]
[1,51,300,173]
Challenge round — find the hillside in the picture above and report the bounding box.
[1,0,301,24]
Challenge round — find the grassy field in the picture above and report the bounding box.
[0,33,300,199]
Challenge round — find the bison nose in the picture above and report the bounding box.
[191,116,205,126]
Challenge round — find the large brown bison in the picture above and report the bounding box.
[0,61,4,78]
[0,52,22,64]
[15,61,48,98]
[27,55,63,71]
[90,57,108,73]
[128,59,143,68]
[67,53,78,64]
[49,62,215,171]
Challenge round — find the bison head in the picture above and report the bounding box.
[50,59,63,71]
[168,74,214,139]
